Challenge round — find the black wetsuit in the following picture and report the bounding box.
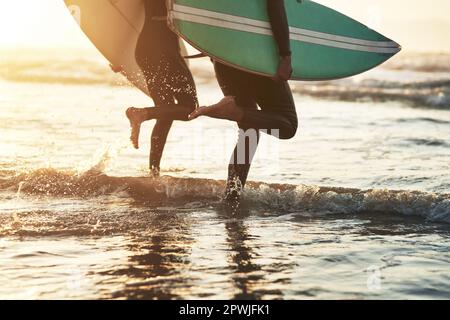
[135,0,198,173]
[215,0,298,202]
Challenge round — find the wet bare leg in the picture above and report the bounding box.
[126,107,150,149]
[188,96,244,122]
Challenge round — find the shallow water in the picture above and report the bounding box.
[0,49,449,299]
[1,197,449,300]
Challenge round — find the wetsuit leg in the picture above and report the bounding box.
[225,126,261,203]
[149,109,174,175]
[138,54,198,173]
[214,62,298,203]
[215,62,297,140]
[168,53,198,115]
[142,54,198,121]
[214,62,260,202]
[244,78,297,140]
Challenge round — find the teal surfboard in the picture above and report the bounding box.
[167,0,401,80]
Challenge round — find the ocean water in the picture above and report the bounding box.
[0,48,449,299]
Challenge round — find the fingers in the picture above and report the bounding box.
[278,69,293,81]
[187,112,197,120]
[273,72,288,82]
[188,108,204,120]
[275,56,293,81]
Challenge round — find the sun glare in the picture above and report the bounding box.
[0,0,449,51]
[0,0,89,48]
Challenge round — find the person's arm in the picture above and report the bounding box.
[267,0,293,81]
[268,0,291,57]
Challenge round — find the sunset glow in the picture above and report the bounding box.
[0,0,449,51]
[0,0,449,302]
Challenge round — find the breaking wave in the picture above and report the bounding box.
[1,168,449,224]
[292,78,450,109]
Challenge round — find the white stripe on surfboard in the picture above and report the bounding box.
[172,4,399,49]
[171,11,401,54]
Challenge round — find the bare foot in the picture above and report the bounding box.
[188,96,244,121]
[126,107,148,149]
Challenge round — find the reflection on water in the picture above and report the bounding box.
[0,196,449,299]
[110,209,450,300]
[8,202,450,300]
[106,211,195,300]
[94,209,282,300]
[226,218,265,300]
[0,49,449,299]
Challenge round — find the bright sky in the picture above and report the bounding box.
[0,0,449,52]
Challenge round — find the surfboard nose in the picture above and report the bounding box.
[169,0,404,80]
[389,39,402,56]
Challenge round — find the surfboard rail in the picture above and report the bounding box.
[167,0,401,81]
[63,0,190,98]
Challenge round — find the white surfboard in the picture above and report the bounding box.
[63,0,189,97]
